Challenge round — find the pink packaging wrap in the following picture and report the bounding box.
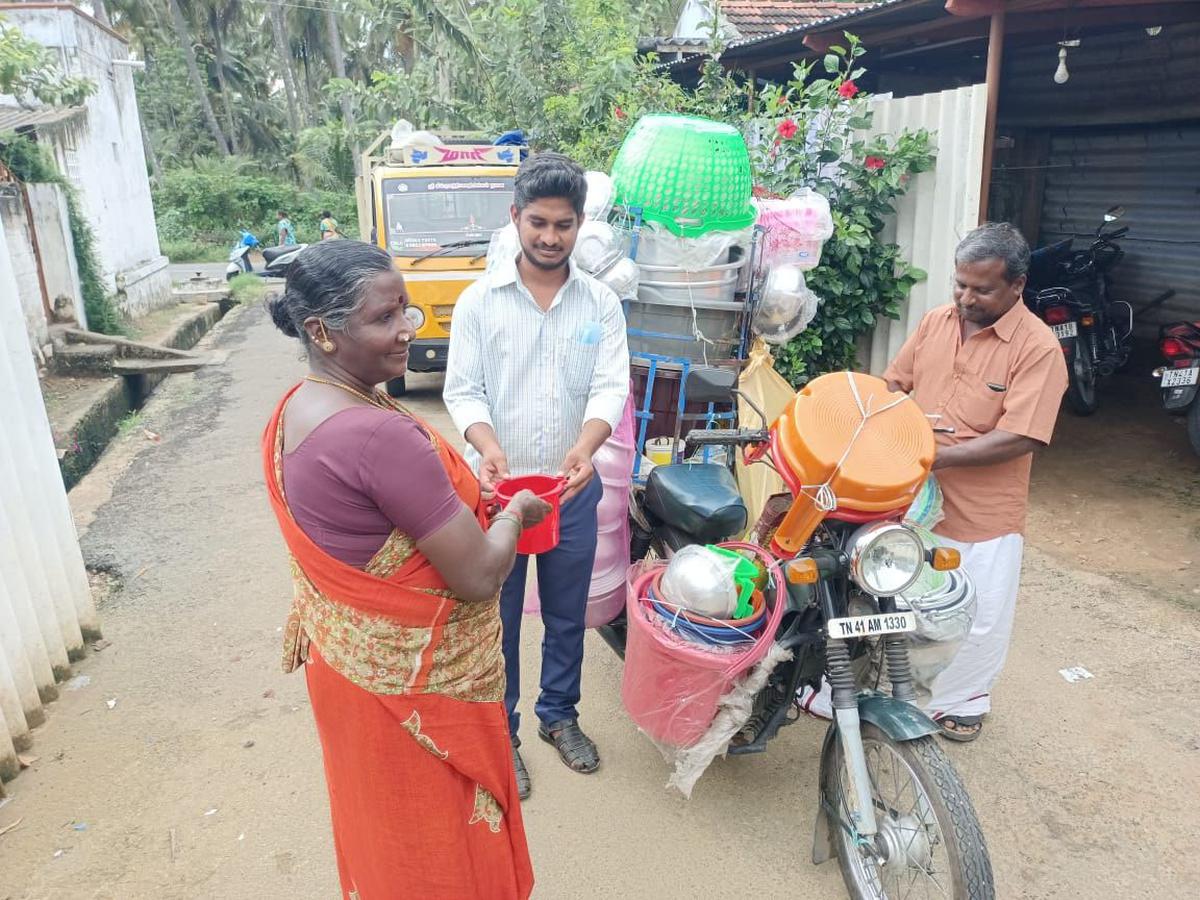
[524,391,635,628]
[620,544,785,749]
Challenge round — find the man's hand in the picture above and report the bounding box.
[933,428,1042,470]
[557,445,595,504]
[479,447,510,500]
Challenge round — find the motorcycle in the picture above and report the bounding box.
[1154,321,1200,456]
[226,230,306,281]
[1024,206,1133,416]
[600,367,994,899]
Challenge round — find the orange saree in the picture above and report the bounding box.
[263,384,533,900]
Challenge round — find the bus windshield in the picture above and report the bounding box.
[382,175,514,256]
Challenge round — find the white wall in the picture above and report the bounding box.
[673,0,732,41]
[0,222,100,776]
[864,84,988,374]
[4,5,169,317]
[0,191,50,350]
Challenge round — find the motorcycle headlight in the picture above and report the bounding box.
[847,522,924,597]
[404,305,426,330]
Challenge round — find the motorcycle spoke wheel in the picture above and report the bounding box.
[824,723,994,900]
[1066,341,1099,416]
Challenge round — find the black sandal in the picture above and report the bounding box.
[538,719,600,774]
[511,739,531,801]
[937,714,984,743]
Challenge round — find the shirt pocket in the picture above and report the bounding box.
[558,323,600,396]
[954,371,1007,435]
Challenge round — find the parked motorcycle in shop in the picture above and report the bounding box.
[599,367,994,899]
[225,230,306,281]
[1154,321,1200,456]
[1024,206,1133,415]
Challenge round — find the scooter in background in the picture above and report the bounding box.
[226,230,306,281]
[1154,322,1200,456]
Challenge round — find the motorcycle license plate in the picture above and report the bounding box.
[1161,367,1199,388]
[1051,322,1078,339]
[827,612,916,640]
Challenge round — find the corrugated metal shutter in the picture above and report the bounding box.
[1038,126,1200,337]
[864,83,988,374]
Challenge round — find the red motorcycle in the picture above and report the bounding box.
[1155,322,1200,456]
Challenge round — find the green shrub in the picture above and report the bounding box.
[158,239,228,264]
[152,166,358,249]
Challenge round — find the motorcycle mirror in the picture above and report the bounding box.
[1104,206,1125,223]
[684,366,738,404]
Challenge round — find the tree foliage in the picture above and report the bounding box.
[0,18,95,106]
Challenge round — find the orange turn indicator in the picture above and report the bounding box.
[785,558,820,584]
[931,547,961,571]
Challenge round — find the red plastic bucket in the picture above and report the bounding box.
[495,475,567,554]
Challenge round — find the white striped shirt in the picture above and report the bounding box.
[443,255,630,476]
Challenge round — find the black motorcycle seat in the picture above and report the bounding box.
[644,463,747,545]
[262,245,299,263]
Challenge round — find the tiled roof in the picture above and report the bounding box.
[720,1,865,39]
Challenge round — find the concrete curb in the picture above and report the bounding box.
[56,303,226,490]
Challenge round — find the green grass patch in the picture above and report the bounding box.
[117,411,144,436]
[228,273,269,305]
[160,239,229,264]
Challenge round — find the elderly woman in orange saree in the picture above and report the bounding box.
[262,240,548,899]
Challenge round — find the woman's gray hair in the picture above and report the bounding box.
[955,222,1031,283]
[267,240,395,347]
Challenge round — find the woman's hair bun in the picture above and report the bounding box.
[267,290,301,338]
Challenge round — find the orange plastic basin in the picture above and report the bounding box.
[769,371,934,553]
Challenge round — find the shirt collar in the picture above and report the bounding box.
[947,298,1026,343]
[491,251,582,291]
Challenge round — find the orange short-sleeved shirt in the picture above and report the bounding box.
[883,301,1067,543]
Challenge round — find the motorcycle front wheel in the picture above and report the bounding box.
[1065,335,1099,416]
[822,722,994,899]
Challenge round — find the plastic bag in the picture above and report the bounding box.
[573,221,628,276]
[485,222,520,272]
[734,339,795,530]
[755,189,834,271]
[584,171,615,221]
[752,264,820,345]
[389,118,440,150]
[904,475,945,531]
[621,549,788,795]
[635,222,752,270]
[659,546,741,618]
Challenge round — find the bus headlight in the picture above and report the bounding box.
[404,306,426,330]
[847,522,924,597]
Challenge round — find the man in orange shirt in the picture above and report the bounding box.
[884,223,1067,742]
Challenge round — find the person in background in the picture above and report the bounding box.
[884,222,1068,742]
[276,210,297,247]
[444,152,629,800]
[320,210,342,240]
[264,239,547,898]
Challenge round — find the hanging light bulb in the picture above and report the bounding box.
[1054,45,1070,84]
[1145,26,1163,37]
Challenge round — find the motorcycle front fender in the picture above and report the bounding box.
[811,692,939,865]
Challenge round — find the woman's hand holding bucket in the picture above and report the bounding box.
[506,490,553,529]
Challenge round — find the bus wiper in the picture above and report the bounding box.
[411,237,493,265]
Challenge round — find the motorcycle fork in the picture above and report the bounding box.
[822,581,879,837]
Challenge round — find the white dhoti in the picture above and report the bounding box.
[926,533,1023,718]
[797,532,1025,721]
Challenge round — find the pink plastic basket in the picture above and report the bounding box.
[621,543,785,748]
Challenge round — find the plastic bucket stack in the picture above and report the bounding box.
[621,543,784,748]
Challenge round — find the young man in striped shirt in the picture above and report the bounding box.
[444,153,630,799]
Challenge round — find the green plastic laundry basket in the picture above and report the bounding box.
[611,114,755,238]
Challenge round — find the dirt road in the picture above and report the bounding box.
[1,305,1198,899]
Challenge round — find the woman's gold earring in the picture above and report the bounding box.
[317,321,335,353]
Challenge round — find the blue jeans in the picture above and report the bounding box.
[499,475,601,737]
